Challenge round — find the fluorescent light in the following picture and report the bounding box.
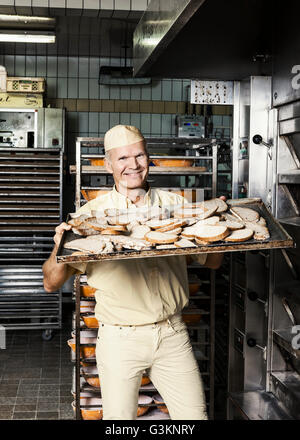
[0,32,55,43]
[0,14,55,25]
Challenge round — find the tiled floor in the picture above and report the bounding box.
[0,304,74,420]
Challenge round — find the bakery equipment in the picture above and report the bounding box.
[0,109,65,337]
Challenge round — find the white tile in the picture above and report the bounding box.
[140,114,151,136]
[83,0,100,12]
[99,84,109,99]
[172,80,183,101]
[100,0,113,10]
[36,56,46,76]
[57,57,68,78]
[15,56,26,76]
[99,112,109,134]
[131,0,147,11]
[50,0,66,7]
[150,79,161,100]
[57,78,68,98]
[162,80,172,101]
[15,0,31,5]
[130,113,141,130]
[161,114,172,136]
[32,0,48,6]
[78,58,89,78]
[78,78,89,99]
[68,57,79,78]
[89,78,99,99]
[47,56,57,77]
[89,58,99,78]
[25,55,36,76]
[46,77,57,99]
[68,78,78,98]
[109,86,120,100]
[130,86,141,100]
[67,0,82,9]
[120,86,130,100]
[151,114,161,136]
[88,112,99,132]
[78,112,88,132]
[141,85,151,100]
[115,0,130,10]
[120,113,130,125]
[109,112,120,129]
[4,55,15,76]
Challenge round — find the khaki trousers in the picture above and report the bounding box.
[96,313,208,420]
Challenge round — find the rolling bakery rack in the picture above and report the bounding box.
[69,136,220,419]
[0,147,63,337]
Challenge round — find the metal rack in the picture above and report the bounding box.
[0,147,63,334]
[69,136,219,419]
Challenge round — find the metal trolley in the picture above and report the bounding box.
[0,147,63,339]
[69,136,219,419]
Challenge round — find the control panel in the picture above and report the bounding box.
[176,115,205,138]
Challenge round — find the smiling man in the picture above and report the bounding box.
[43,125,223,420]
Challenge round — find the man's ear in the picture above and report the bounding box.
[104,157,113,174]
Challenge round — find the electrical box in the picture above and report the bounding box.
[176,115,205,138]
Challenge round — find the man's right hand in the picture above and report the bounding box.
[53,222,72,247]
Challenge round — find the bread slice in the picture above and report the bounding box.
[100,228,126,235]
[64,236,107,253]
[174,206,217,219]
[172,227,183,235]
[195,237,210,245]
[181,216,220,238]
[244,221,270,240]
[145,218,178,229]
[129,225,151,239]
[220,213,244,230]
[145,231,179,244]
[194,224,229,242]
[72,226,100,236]
[174,238,197,248]
[203,198,228,213]
[224,228,254,242]
[155,219,187,232]
[231,206,260,223]
[107,214,136,225]
[85,219,108,232]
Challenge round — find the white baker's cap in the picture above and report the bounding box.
[104,125,145,152]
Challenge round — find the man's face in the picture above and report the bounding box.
[104,141,149,191]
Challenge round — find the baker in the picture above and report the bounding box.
[43,125,224,420]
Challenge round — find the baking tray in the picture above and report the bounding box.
[56,199,294,264]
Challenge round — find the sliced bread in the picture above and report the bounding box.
[155,219,187,232]
[230,206,260,223]
[145,231,179,244]
[194,224,229,242]
[224,228,254,242]
[173,206,217,219]
[244,221,270,240]
[174,238,197,248]
[129,225,151,239]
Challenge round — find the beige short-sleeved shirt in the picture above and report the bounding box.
[69,186,207,325]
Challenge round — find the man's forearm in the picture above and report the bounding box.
[42,245,72,292]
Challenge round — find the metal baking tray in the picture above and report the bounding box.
[56,199,294,264]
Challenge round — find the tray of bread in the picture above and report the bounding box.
[56,198,294,264]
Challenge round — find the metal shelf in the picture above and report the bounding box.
[228,390,293,420]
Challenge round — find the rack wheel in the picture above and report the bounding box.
[42,329,54,341]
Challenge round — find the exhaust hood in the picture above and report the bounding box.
[133,0,273,80]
